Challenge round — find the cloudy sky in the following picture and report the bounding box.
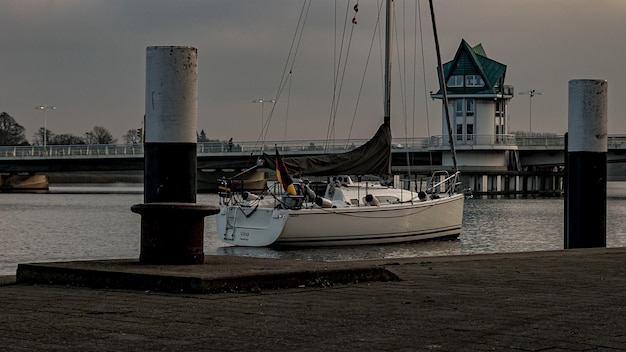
[1,0,624,143]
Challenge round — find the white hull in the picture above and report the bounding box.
[217,206,289,246]
[217,192,464,247]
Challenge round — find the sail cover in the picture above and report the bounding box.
[262,122,391,176]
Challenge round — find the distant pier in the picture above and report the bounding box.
[461,170,563,198]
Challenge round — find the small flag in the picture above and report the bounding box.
[275,149,297,195]
[354,3,359,12]
[352,16,358,24]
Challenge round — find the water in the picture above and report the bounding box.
[2,183,626,276]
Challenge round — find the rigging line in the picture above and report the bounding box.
[411,0,417,140]
[347,0,384,142]
[398,0,413,179]
[332,0,337,147]
[282,74,292,142]
[402,0,408,140]
[376,0,384,109]
[417,0,434,170]
[401,0,415,179]
[408,0,418,176]
[325,0,352,150]
[330,21,357,150]
[392,1,414,179]
[263,0,311,143]
[429,0,458,171]
[392,3,408,149]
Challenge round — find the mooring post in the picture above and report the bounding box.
[132,46,218,264]
[565,79,607,249]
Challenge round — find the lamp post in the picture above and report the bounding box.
[519,90,542,133]
[35,104,56,147]
[252,99,275,137]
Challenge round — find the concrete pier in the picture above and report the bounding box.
[8,248,626,350]
[462,171,563,198]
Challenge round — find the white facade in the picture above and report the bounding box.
[432,40,516,171]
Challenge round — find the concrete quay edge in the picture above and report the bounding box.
[14,247,625,294]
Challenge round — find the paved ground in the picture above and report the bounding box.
[1,248,625,351]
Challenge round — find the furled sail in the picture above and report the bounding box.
[262,122,391,176]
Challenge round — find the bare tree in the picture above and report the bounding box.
[124,129,142,144]
[33,127,53,146]
[89,126,117,144]
[48,134,85,145]
[0,112,28,145]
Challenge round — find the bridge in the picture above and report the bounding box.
[2,134,625,171]
[0,135,626,173]
[1,134,626,194]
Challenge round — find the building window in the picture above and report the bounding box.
[465,75,484,87]
[495,100,504,118]
[455,100,463,117]
[447,75,464,87]
[452,99,475,143]
[466,99,475,117]
[495,100,506,143]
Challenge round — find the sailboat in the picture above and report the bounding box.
[216,0,464,247]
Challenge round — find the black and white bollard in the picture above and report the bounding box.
[132,46,218,264]
[565,79,607,249]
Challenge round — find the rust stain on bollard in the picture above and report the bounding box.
[131,203,220,264]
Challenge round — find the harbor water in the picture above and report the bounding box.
[2,182,626,276]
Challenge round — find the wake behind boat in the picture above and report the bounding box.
[216,0,464,247]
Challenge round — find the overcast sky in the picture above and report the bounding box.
[1,0,624,143]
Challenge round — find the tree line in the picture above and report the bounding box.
[0,111,138,146]
[0,111,231,148]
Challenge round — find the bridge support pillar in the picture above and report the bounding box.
[565,79,607,249]
[132,46,218,264]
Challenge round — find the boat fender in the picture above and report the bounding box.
[327,183,336,198]
[242,191,259,201]
[365,194,379,206]
[303,184,316,202]
[418,191,427,201]
[315,196,333,208]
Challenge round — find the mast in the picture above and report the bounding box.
[383,0,392,126]
[429,0,458,171]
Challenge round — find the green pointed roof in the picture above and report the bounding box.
[435,39,507,95]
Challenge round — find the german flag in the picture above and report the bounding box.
[275,149,297,195]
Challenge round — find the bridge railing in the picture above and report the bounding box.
[198,137,437,154]
[2,134,626,159]
[197,138,373,154]
[428,134,518,148]
[512,135,564,148]
[513,135,626,149]
[0,144,145,159]
[608,135,626,149]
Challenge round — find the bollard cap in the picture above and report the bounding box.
[568,79,608,153]
[145,46,198,144]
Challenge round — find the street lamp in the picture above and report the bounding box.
[35,104,56,147]
[252,99,275,137]
[519,90,542,133]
